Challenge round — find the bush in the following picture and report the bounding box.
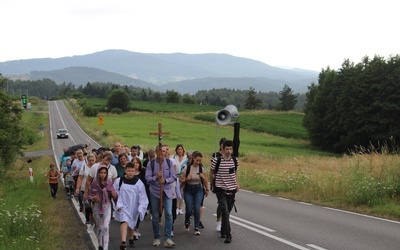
[110,108,123,114]
[82,105,99,117]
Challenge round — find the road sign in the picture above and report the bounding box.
[98,116,104,126]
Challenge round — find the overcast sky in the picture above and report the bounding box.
[1,0,398,71]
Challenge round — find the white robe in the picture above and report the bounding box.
[113,177,149,229]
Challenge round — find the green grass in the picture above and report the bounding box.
[82,112,331,159]
[194,111,308,140]
[83,98,224,112]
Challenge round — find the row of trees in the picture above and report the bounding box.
[303,55,400,153]
[5,79,302,111]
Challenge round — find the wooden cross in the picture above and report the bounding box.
[149,122,170,219]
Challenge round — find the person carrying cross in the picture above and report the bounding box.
[145,144,177,248]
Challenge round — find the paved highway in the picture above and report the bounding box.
[49,100,400,250]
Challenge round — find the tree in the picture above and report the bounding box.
[106,89,130,112]
[0,74,25,169]
[303,55,400,153]
[166,90,180,103]
[245,87,262,109]
[182,94,196,104]
[279,84,297,111]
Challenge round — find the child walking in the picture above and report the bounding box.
[114,162,148,249]
[46,163,61,199]
[88,165,117,250]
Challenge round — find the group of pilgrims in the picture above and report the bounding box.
[51,138,239,249]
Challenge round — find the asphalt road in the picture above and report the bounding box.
[48,100,400,250]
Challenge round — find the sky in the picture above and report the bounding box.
[0,0,399,71]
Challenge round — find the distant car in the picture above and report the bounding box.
[56,129,69,139]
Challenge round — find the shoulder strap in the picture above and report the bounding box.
[118,176,124,191]
[215,156,222,174]
[232,156,238,171]
[166,158,173,177]
[215,156,237,173]
[151,159,155,175]
[186,164,191,176]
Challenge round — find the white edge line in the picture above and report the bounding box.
[278,197,289,200]
[323,207,400,225]
[306,244,327,250]
[230,219,310,250]
[298,202,313,206]
[49,101,99,248]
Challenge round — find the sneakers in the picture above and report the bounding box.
[184,223,190,232]
[153,238,161,247]
[128,239,134,247]
[87,225,94,234]
[224,235,232,243]
[135,229,141,237]
[119,241,126,250]
[176,209,184,215]
[215,221,221,231]
[164,238,175,248]
[194,229,201,236]
[171,231,174,237]
[134,229,141,239]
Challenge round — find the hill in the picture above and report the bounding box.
[0,49,318,93]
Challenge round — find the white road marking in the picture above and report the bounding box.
[323,207,400,224]
[278,197,289,200]
[230,218,310,250]
[230,215,276,232]
[260,194,270,197]
[306,244,327,250]
[298,202,313,206]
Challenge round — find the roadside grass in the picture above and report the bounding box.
[0,102,88,250]
[66,99,400,220]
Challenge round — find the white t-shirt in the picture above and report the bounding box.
[78,164,92,191]
[88,162,118,182]
[72,158,86,176]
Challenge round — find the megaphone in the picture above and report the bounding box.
[216,105,239,125]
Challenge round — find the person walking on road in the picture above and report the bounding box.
[114,162,148,249]
[145,145,177,248]
[210,140,240,244]
[46,163,61,199]
[88,165,117,250]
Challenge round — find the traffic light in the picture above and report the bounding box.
[21,95,27,109]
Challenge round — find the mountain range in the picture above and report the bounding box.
[0,49,318,94]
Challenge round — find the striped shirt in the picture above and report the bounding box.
[211,156,239,191]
